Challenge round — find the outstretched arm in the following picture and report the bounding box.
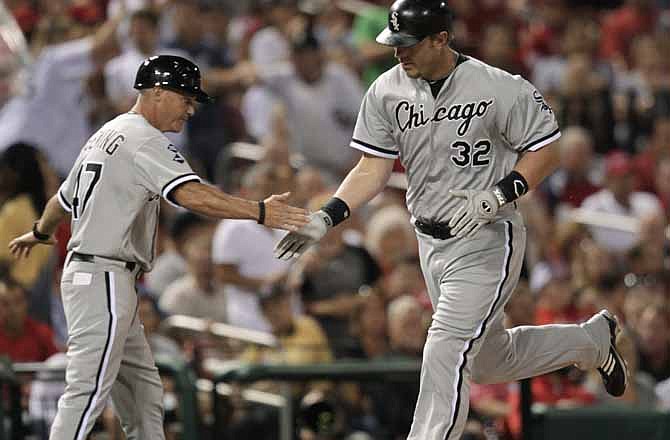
[172,181,309,231]
[274,153,395,260]
[333,153,397,212]
[9,195,69,259]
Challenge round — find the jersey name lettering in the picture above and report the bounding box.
[396,99,494,136]
[85,129,125,156]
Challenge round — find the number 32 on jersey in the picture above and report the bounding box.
[450,140,491,168]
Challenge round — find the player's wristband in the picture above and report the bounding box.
[32,221,50,241]
[257,201,265,225]
[320,197,351,227]
[493,171,529,206]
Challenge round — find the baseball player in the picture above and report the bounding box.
[274,1,629,439]
[9,55,308,440]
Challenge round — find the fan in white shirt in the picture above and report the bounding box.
[581,151,664,253]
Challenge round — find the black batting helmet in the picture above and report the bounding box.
[376,0,453,48]
[134,55,212,103]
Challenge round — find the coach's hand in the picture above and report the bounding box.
[262,193,310,231]
[273,211,331,260]
[448,189,500,238]
[9,231,56,259]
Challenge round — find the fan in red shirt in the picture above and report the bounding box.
[0,277,60,362]
[599,0,658,62]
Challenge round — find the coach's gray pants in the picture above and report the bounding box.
[408,214,611,440]
[50,257,165,440]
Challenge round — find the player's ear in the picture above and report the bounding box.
[435,31,450,48]
[152,87,163,101]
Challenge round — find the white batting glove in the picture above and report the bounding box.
[273,211,331,260]
[448,189,500,238]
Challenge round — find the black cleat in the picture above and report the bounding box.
[597,310,629,397]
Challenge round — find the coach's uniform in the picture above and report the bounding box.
[50,112,200,440]
[350,55,611,440]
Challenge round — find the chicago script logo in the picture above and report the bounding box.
[395,99,494,135]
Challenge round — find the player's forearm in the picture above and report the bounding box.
[37,195,69,236]
[173,182,260,221]
[514,142,560,190]
[333,154,395,212]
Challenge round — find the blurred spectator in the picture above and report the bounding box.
[480,22,526,76]
[145,210,210,297]
[652,155,670,217]
[297,193,380,358]
[600,0,659,62]
[364,204,417,274]
[138,293,183,360]
[104,9,187,115]
[292,165,328,208]
[27,352,68,439]
[535,277,587,325]
[518,0,569,64]
[386,295,426,359]
[349,292,389,359]
[247,0,297,66]
[243,280,333,365]
[212,162,295,332]
[0,7,125,176]
[382,255,428,307]
[623,283,666,329]
[581,150,664,253]
[159,219,229,323]
[350,1,395,87]
[0,143,54,288]
[532,16,610,95]
[627,211,669,278]
[362,296,424,440]
[244,30,363,180]
[635,112,670,191]
[0,276,59,362]
[542,126,601,215]
[634,304,670,382]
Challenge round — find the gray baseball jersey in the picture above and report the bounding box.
[57,112,200,271]
[350,54,560,222]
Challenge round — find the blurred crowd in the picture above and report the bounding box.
[2,0,670,439]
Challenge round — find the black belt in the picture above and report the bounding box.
[414,219,454,240]
[70,252,137,272]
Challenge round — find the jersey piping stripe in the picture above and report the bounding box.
[350,138,399,159]
[74,271,118,440]
[520,128,561,153]
[58,189,72,213]
[161,173,201,208]
[444,221,514,440]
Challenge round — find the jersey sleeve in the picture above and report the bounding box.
[349,80,399,159]
[133,137,201,208]
[57,149,88,213]
[504,78,561,153]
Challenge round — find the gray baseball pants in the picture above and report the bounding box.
[49,255,165,440]
[407,213,611,440]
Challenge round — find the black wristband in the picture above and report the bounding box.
[257,201,265,225]
[494,171,529,205]
[320,197,351,227]
[32,221,50,241]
